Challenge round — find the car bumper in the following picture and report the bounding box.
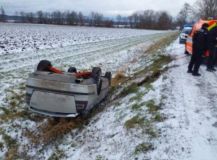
[179,38,186,44]
[29,106,79,117]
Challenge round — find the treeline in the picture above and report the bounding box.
[2,9,174,30]
[0,6,6,22]
[126,10,172,30]
[1,0,216,30]
[0,9,174,30]
[13,11,114,27]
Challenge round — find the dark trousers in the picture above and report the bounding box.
[207,47,217,69]
[188,50,203,73]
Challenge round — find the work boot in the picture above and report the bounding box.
[187,70,192,73]
[207,68,214,72]
[192,72,201,76]
[212,68,217,71]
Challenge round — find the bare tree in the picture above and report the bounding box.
[176,3,192,27]
[78,12,84,25]
[90,12,103,26]
[51,11,64,25]
[131,13,140,28]
[157,11,172,30]
[25,12,34,23]
[196,0,217,19]
[37,11,44,24]
[66,11,77,25]
[0,6,6,22]
[116,15,122,26]
[128,10,173,30]
[139,10,156,29]
[103,19,114,27]
[44,12,52,24]
[19,11,26,23]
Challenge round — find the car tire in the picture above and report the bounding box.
[37,60,52,71]
[105,72,112,85]
[184,50,190,55]
[68,67,77,73]
[91,67,102,82]
[97,79,102,95]
[91,67,102,95]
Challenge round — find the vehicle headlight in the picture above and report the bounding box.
[180,34,187,39]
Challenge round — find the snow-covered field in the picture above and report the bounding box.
[0,23,165,55]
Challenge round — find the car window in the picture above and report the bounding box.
[182,28,192,34]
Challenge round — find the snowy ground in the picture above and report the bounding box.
[148,40,217,160]
[2,23,216,160]
[0,23,174,159]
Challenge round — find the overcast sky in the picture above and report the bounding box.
[1,0,196,16]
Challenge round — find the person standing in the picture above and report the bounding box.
[207,22,217,72]
[188,23,208,76]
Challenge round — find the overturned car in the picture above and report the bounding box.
[26,60,111,117]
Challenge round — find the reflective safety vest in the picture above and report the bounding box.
[208,20,217,31]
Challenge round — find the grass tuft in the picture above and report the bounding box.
[130,92,144,102]
[26,117,84,145]
[145,125,158,138]
[131,103,142,110]
[0,131,19,160]
[0,142,4,151]
[2,133,17,149]
[48,148,65,160]
[144,83,154,91]
[111,71,128,87]
[95,155,105,160]
[145,100,160,113]
[120,83,139,97]
[134,142,154,154]
[0,110,30,122]
[153,113,166,122]
[124,115,145,129]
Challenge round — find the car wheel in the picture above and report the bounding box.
[68,67,77,73]
[91,67,102,95]
[91,67,102,82]
[105,72,112,85]
[97,79,102,95]
[184,50,190,55]
[37,60,52,71]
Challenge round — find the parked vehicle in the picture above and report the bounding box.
[185,19,217,55]
[179,26,192,44]
[26,60,112,117]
